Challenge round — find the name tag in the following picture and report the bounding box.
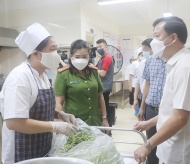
[70,80,80,84]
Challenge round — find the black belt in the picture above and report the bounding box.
[146,104,159,112]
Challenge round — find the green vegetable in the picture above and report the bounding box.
[60,131,94,152]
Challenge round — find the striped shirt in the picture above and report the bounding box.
[142,56,166,107]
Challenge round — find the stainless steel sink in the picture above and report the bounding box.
[15,157,93,164]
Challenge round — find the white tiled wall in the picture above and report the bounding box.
[0,48,26,76]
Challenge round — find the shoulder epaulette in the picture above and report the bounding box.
[58,65,70,73]
[88,64,98,70]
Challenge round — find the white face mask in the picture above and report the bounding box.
[40,51,61,70]
[71,58,89,70]
[150,35,174,58]
[150,39,165,56]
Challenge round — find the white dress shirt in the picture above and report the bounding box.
[136,59,146,93]
[157,47,190,164]
[125,63,132,80]
[129,60,140,87]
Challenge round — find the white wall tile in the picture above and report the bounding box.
[0,48,26,76]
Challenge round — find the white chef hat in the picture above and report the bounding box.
[15,23,51,56]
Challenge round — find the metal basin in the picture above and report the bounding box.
[15,157,93,164]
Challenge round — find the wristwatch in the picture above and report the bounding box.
[144,140,152,151]
[102,115,107,119]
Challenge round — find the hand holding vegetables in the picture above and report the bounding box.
[49,121,78,136]
[58,111,77,126]
[49,119,125,164]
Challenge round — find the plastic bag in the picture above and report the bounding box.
[48,118,124,164]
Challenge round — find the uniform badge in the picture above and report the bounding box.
[70,80,80,84]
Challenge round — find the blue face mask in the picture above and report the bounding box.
[97,48,104,56]
[143,51,150,59]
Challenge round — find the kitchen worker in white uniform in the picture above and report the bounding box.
[133,16,190,164]
[128,55,140,106]
[0,23,78,164]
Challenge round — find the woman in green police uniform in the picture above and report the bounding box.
[54,39,109,127]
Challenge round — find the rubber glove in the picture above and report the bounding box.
[58,111,77,126]
[49,121,78,136]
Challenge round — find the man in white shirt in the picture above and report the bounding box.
[133,38,153,111]
[125,58,133,81]
[134,16,190,164]
[128,55,141,106]
[125,57,134,105]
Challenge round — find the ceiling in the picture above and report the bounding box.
[2,0,190,32]
[80,0,190,27]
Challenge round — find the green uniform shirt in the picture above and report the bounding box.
[54,67,103,126]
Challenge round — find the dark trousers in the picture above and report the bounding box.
[103,91,112,127]
[129,87,135,105]
[144,104,159,164]
[138,98,142,107]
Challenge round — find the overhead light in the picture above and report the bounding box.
[48,23,66,29]
[97,0,143,5]
[163,12,172,17]
[163,0,172,17]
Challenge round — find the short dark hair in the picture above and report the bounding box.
[153,16,187,44]
[138,52,143,57]
[70,39,90,55]
[96,39,107,45]
[35,36,51,51]
[142,38,153,48]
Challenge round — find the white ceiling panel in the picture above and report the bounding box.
[4,0,190,32]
